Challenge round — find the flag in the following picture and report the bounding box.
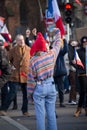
[0,24,12,42]
[48,0,65,36]
[52,0,65,36]
[74,49,84,68]
[0,34,8,47]
[0,16,5,27]
[75,0,82,6]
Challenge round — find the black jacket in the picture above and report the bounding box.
[0,47,11,88]
[77,47,86,75]
[54,39,68,77]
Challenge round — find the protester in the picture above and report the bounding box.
[68,40,79,105]
[54,37,68,107]
[0,40,11,89]
[74,36,87,117]
[1,44,18,110]
[0,34,31,116]
[27,28,62,130]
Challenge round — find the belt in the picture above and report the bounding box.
[37,81,54,85]
[36,77,54,85]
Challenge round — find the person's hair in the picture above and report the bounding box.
[15,34,24,41]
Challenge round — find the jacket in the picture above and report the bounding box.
[77,47,86,75]
[54,39,68,77]
[0,47,11,88]
[8,45,31,83]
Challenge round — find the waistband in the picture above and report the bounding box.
[36,77,54,85]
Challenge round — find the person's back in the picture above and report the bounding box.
[27,29,62,130]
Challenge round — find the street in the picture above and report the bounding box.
[0,91,87,130]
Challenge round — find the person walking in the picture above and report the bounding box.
[0,34,31,116]
[74,36,87,117]
[27,28,62,130]
[68,40,79,105]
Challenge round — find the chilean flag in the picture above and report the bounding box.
[48,0,65,36]
[74,49,84,68]
[0,24,12,43]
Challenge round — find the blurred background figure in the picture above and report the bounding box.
[25,27,37,47]
[74,36,87,117]
[0,39,11,107]
[1,43,18,110]
[68,40,79,105]
[0,34,31,116]
[54,37,68,107]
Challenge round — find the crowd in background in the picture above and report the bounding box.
[0,27,87,129]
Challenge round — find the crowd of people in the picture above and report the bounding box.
[0,27,87,130]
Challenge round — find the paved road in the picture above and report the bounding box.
[0,91,87,130]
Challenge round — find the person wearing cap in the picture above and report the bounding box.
[74,36,87,117]
[27,28,62,130]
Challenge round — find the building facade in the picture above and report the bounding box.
[0,0,46,39]
[0,0,87,40]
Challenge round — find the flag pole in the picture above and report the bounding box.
[37,0,43,21]
[66,0,70,42]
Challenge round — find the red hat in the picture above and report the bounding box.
[30,32,47,56]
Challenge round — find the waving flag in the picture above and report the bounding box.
[74,49,84,68]
[52,0,65,36]
[47,0,65,36]
[0,24,12,42]
[75,0,82,6]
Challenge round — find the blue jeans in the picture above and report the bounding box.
[33,77,58,130]
[1,82,28,113]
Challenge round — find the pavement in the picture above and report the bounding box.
[0,91,87,130]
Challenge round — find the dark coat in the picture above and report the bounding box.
[25,35,37,47]
[54,39,68,77]
[0,47,11,88]
[77,47,86,75]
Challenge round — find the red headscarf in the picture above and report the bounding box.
[30,32,47,56]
